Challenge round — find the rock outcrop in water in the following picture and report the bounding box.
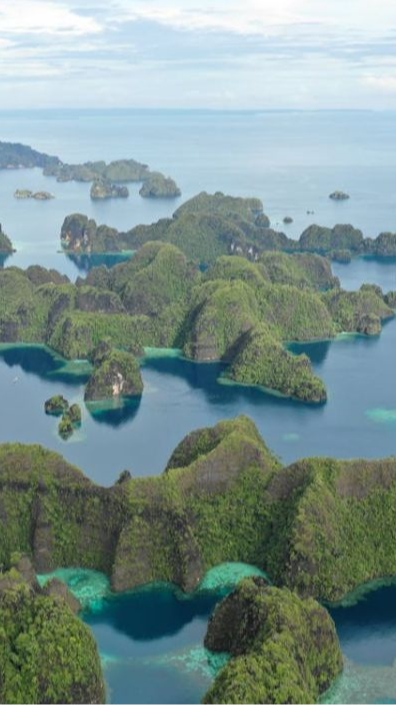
[14,189,54,200]
[0,243,393,403]
[329,190,350,200]
[0,555,105,704]
[139,172,181,198]
[203,578,343,705]
[84,349,143,402]
[90,178,129,200]
[44,395,69,415]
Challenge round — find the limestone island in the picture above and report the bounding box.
[283,215,293,223]
[44,395,82,439]
[329,190,350,200]
[44,394,69,415]
[139,172,181,198]
[59,190,396,265]
[4,416,396,701]
[0,240,393,404]
[90,178,129,200]
[15,189,55,200]
[84,347,143,402]
[204,578,342,704]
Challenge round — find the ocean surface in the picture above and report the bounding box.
[2,109,396,703]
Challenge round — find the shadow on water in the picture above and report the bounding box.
[0,345,90,385]
[84,585,221,643]
[329,582,396,666]
[142,354,322,413]
[66,251,134,275]
[87,396,142,428]
[0,252,12,268]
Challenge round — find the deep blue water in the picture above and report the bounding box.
[1,110,396,704]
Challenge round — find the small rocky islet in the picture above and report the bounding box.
[14,189,54,200]
[44,395,82,439]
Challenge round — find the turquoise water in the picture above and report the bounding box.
[38,565,396,704]
[38,564,265,704]
[2,110,396,703]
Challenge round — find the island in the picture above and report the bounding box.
[44,394,69,415]
[90,178,129,200]
[329,190,350,200]
[139,172,181,198]
[44,396,82,438]
[84,348,143,402]
[0,140,180,200]
[59,190,396,264]
[0,240,393,403]
[15,189,55,200]
[204,578,342,704]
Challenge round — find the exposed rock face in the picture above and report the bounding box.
[90,178,129,200]
[43,577,82,614]
[0,561,105,704]
[283,215,293,223]
[139,172,181,198]
[84,349,143,402]
[60,213,120,253]
[203,579,343,705]
[5,419,396,604]
[329,190,350,200]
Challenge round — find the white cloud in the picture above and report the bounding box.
[363,75,396,92]
[114,0,325,36]
[0,1,102,36]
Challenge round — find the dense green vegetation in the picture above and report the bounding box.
[139,172,181,198]
[203,579,342,704]
[0,239,393,402]
[0,557,105,704]
[59,191,396,262]
[3,416,396,604]
[84,348,143,401]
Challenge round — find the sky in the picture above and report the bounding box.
[1,0,396,109]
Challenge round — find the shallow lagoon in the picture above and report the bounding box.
[37,566,396,704]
